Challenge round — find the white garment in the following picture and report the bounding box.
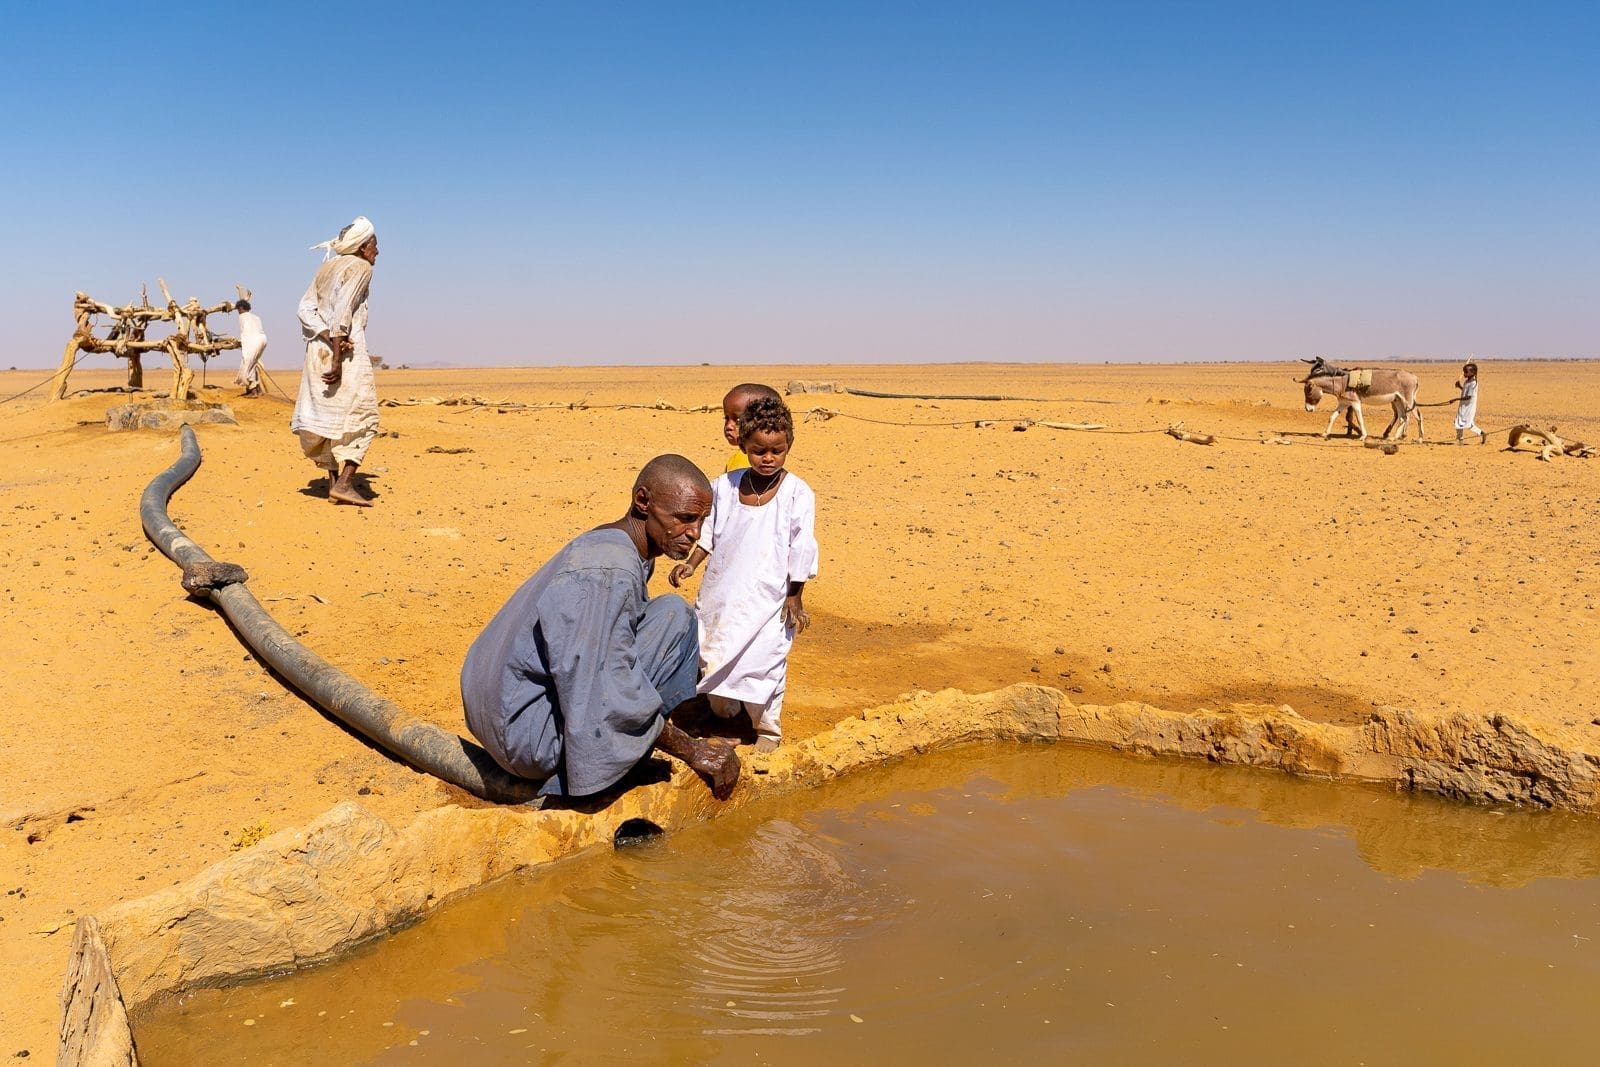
[235,310,267,387]
[297,427,376,471]
[695,470,818,708]
[291,255,379,441]
[1455,378,1479,431]
[310,215,375,259]
[709,692,784,743]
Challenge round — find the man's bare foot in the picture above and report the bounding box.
[329,482,372,507]
[689,739,741,799]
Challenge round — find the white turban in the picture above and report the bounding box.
[309,216,376,259]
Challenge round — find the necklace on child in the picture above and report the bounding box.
[744,468,784,505]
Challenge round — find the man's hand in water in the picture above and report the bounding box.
[688,738,740,800]
[655,721,740,799]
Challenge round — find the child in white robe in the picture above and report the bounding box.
[719,382,782,473]
[1454,362,1484,444]
[670,396,818,752]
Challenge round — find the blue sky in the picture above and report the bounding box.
[2,1,1595,367]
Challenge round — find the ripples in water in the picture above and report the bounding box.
[134,743,1600,1065]
[541,817,882,1035]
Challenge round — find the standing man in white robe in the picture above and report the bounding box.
[292,216,380,506]
[234,297,267,397]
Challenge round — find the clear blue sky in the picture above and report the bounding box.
[2,1,1594,368]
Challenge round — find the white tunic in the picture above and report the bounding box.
[236,310,267,384]
[695,470,819,705]
[291,255,378,439]
[1454,378,1479,430]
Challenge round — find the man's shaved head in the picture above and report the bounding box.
[629,455,712,560]
[634,454,711,497]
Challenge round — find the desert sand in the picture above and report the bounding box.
[3,359,1599,1052]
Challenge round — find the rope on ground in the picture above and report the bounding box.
[809,407,1192,436]
[0,351,89,407]
[256,366,297,405]
[379,394,715,414]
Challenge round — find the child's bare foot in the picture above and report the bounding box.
[753,737,780,755]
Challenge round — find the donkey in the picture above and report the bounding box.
[1298,357,1423,441]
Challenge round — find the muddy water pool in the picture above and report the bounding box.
[136,743,1600,1064]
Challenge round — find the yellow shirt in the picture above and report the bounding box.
[725,449,749,473]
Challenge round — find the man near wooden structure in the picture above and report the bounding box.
[234,288,267,397]
[292,216,381,507]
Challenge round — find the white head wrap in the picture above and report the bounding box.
[309,216,376,259]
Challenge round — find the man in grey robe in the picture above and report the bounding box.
[462,455,741,799]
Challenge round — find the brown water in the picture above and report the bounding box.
[136,744,1600,1065]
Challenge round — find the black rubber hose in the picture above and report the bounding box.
[140,425,539,805]
[844,387,1118,404]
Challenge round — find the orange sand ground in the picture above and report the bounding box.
[3,360,1598,1051]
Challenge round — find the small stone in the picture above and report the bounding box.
[1470,626,1480,633]
[357,786,372,796]
[1054,646,1065,655]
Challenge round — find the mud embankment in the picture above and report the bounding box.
[63,685,1600,1064]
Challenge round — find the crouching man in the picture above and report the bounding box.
[462,455,740,800]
